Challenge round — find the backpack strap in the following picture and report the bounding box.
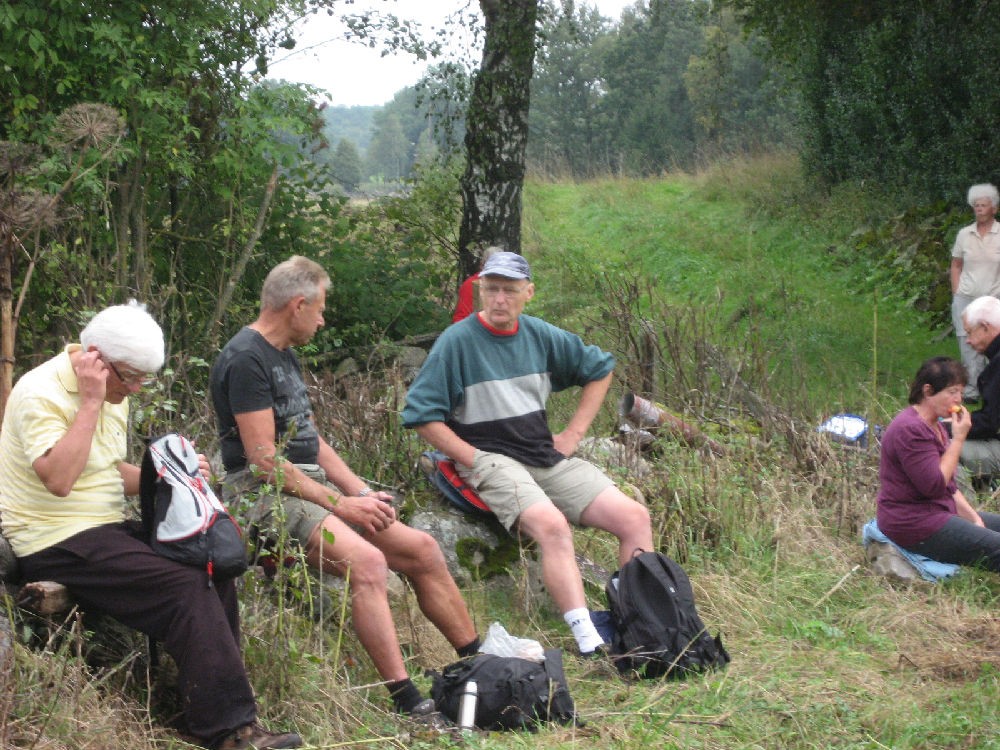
[138,433,165,544]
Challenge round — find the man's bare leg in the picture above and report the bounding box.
[516,501,605,653]
[304,515,430,713]
[371,522,478,650]
[579,486,653,567]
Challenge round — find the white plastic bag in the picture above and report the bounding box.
[479,622,545,662]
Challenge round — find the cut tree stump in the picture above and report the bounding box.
[16,580,73,616]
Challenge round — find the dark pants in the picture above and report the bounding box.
[907,511,1000,571]
[19,522,256,746]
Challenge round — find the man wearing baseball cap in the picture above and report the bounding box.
[403,252,653,657]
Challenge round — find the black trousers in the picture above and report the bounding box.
[19,522,256,746]
[907,511,1000,571]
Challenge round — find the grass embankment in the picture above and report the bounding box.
[525,154,946,419]
[8,153,1000,750]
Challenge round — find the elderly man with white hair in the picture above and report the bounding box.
[0,302,300,750]
[951,183,1000,401]
[959,295,1000,478]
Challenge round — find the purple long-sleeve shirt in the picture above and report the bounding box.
[876,406,956,547]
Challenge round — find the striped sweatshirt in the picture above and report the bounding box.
[402,313,615,467]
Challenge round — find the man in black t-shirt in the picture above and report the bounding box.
[211,256,479,717]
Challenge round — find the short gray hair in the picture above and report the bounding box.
[964,295,1000,329]
[80,301,164,372]
[260,255,330,311]
[967,183,999,208]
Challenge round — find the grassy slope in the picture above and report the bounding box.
[524,163,948,423]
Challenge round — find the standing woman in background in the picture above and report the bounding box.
[951,183,1000,402]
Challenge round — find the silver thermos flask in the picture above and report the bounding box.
[458,679,478,729]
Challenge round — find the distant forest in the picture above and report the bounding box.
[311,0,794,191]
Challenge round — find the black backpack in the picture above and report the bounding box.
[429,650,578,731]
[606,550,730,679]
[140,433,248,584]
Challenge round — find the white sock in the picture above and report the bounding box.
[564,607,604,653]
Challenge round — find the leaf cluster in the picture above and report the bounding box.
[730,0,1000,198]
[527,0,796,178]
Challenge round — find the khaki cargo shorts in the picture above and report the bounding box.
[455,450,614,531]
[221,464,333,548]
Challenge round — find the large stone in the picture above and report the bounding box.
[395,346,428,383]
[575,436,652,478]
[864,541,925,583]
[332,356,359,379]
[407,507,515,585]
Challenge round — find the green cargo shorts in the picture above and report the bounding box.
[221,464,333,548]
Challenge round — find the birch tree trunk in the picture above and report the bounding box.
[457,0,538,279]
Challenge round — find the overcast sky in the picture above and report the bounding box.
[267,0,637,107]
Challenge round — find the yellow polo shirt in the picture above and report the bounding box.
[0,345,128,557]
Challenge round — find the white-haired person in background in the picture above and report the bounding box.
[959,295,1000,480]
[951,183,1000,402]
[0,302,300,750]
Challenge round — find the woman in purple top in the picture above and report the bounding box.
[877,356,1000,570]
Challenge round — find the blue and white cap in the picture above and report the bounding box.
[481,251,531,280]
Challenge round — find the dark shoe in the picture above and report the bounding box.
[216,722,302,749]
[579,643,611,659]
[578,644,621,680]
[406,697,437,717]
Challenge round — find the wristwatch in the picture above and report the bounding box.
[358,487,372,497]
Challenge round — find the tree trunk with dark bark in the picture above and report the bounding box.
[0,220,14,418]
[457,0,538,279]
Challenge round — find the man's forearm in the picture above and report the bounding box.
[564,372,613,438]
[316,439,368,496]
[246,449,341,511]
[415,422,478,467]
[32,400,104,496]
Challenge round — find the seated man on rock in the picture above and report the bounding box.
[211,255,480,716]
[0,302,300,750]
[959,295,1000,479]
[402,251,654,657]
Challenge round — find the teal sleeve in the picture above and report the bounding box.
[545,321,615,391]
[402,344,461,428]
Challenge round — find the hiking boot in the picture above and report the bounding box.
[578,644,621,681]
[215,722,302,749]
[579,643,611,660]
[406,697,437,717]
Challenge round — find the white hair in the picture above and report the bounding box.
[967,183,999,208]
[963,295,1000,329]
[80,300,164,372]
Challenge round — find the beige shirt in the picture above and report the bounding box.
[952,220,1000,297]
[0,345,128,557]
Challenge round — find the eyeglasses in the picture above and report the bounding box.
[480,282,529,298]
[108,360,153,388]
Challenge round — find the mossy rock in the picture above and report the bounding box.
[455,533,523,581]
